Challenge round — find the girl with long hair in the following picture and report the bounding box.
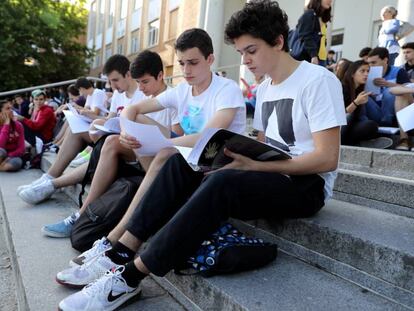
[0,100,25,171]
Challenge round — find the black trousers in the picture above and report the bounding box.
[126,154,325,276]
[22,123,45,146]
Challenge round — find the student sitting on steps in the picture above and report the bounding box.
[56,2,345,310]
[41,51,180,237]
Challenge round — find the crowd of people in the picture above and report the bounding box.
[0,0,412,310]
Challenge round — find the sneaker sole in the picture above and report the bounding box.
[58,288,142,311]
[41,227,70,238]
[55,276,86,289]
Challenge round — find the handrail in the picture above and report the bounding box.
[0,77,107,97]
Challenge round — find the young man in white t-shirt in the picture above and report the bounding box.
[75,77,107,118]
[57,28,247,309]
[38,52,179,237]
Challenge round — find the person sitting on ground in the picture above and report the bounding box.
[56,2,344,310]
[13,94,30,118]
[366,47,413,150]
[335,58,351,80]
[54,26,246,287]
[326,49,336,72]
[15,89,56,147]
[359,47,372,62]
[340,60,392,148]
[17,82,107,203]
[0,100,25,172]
[402,42,414,83]
[41,51,180,237]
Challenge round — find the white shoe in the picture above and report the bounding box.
[70,237,112,267]
[58,266,140,311]
[17,173,52,194]
[18,179,55,204]
[56,253,117,288]
[70,153,90,168]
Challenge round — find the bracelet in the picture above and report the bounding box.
[352,101,359,107]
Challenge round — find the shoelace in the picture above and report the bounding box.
[81,238,111,262]
[63,213,77,226]
[83,266,127,297]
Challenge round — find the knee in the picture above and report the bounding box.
[101,135,121,154]
[203,169,236,189]
[151,148,179,170]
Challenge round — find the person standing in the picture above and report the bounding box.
[378,6,400,66]
[296,0,332,65]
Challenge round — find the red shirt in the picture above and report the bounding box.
[22,105,56,142]
[0,121,25,157]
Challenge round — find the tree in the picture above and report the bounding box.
[0,0,93,92]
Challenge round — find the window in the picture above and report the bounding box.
[88,1,97,41]
[148,0,161,22]
[131,0,142,31]
[117,43,123,55]
[108,0,114,28]
[169,0,180,11]
[330,30,344,61]
[97,0,105,34]
[120,0,128,19]
[105,45,112,60]
[131,36,140,54]
[168,8,178,39]
[331,33,344,46]
[148,19,160,47]
[94,52,101,68]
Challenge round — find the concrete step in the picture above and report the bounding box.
[334,168,414,218]
[37,151,414,309]
[0,170,192,311]
[233,199,414,308]
[340,145,414,180]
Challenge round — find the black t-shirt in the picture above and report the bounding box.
[384,66,410,84]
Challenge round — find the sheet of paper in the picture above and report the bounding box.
[63,110,91,134]
[120,117,173,156]
[175,146,193,161]
[67,103,92,123]
[378,127,399,135]
[396,104,414,132]
[365,66,382,95]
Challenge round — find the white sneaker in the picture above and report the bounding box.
[70,153,90,168]
[18,179,55,205]
[56,253,117,288]
[17,173,53,194]
[58,266,140,311]
[70,237,112,267]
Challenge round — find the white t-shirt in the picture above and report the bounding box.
[253,61,346,200]
[111,86,178,130]
[156,73,246,135]
[85,88,107,116]
[110,88,146,115]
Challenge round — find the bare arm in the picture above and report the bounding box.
[389,86,414,96]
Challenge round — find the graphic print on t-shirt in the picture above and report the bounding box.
[180,104,206,135]
[261,99,295,146]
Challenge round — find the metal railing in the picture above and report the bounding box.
[0,77,107,97]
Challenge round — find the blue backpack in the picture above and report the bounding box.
[182,223,278,277]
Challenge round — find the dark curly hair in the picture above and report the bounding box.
[175,28,213,59]
[224,0,289,52]
[103,54,130,77]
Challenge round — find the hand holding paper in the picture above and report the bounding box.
[120,117,173,156]
[365,66,382,95]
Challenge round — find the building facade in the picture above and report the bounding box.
[86,0,414,84]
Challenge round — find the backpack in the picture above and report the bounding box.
[288,29,306,60]
[71,176,143,252]
[177,223,278,277]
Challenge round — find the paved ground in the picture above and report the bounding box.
[0,211,17,311]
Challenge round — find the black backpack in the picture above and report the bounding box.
[71,176,143,252]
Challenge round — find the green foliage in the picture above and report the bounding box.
[0,0,94,92]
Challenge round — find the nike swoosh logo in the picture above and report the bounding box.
[107,290,126,302]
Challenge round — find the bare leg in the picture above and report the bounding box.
[107,147,179,243]
[78,135,137,214]
[52,162,89,188]
[53,121,69,145]
[47,131,92,178]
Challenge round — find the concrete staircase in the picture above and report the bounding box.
[1,146,413,310]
